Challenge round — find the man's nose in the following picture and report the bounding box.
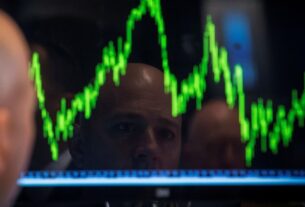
[133,128,159,164]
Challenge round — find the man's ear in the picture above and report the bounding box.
[0,107,10,175]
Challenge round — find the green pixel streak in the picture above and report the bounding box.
[29,0,305,166]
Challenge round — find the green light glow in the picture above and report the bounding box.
[29,0,305,166]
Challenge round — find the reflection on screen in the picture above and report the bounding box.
[12,0,305,188]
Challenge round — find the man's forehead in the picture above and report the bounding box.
[103,95,172,113]
[102,108,181,127]
[98,84,173,111]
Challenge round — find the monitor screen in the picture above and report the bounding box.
[4,0,305,203]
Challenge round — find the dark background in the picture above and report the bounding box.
[1,0,305,169]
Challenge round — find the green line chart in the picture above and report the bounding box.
[30,0,305,166]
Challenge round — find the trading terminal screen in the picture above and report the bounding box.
[2,0,305,204]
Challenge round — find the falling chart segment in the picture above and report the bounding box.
[29,0,305,166]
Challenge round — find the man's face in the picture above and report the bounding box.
[79,65,182,170]
[186,132,245,169]
[182,101,245,169]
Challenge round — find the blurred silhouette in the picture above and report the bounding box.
[181,100,245,169]
[0,11,35,207]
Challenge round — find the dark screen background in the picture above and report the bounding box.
[1,0,305,170]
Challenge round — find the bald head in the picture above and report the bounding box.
[0,11,30,104]
[190,100,240,140]
[182,100,245,169]
[0,11,35,207]
[96,63,170,114]
[70,63,182,170]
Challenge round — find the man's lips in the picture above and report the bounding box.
[132,158,160,169]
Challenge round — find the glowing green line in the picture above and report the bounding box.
[30,0,305,166]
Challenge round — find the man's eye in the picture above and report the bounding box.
[113,122,136,134]
[158,128,175,140]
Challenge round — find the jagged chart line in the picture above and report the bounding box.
[30,0,305,167]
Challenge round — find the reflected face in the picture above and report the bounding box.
[79,64,182,170]
[182,101,245,169]
[185,133,244,169]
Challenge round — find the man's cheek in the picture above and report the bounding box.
[163,146,179,161]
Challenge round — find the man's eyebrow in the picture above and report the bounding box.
[106,112,180,128]
[157,117,181,129]
[108,113,145,121]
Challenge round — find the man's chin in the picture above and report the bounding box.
[132,161,160,169]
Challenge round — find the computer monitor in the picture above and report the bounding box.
[8,0,305,204]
